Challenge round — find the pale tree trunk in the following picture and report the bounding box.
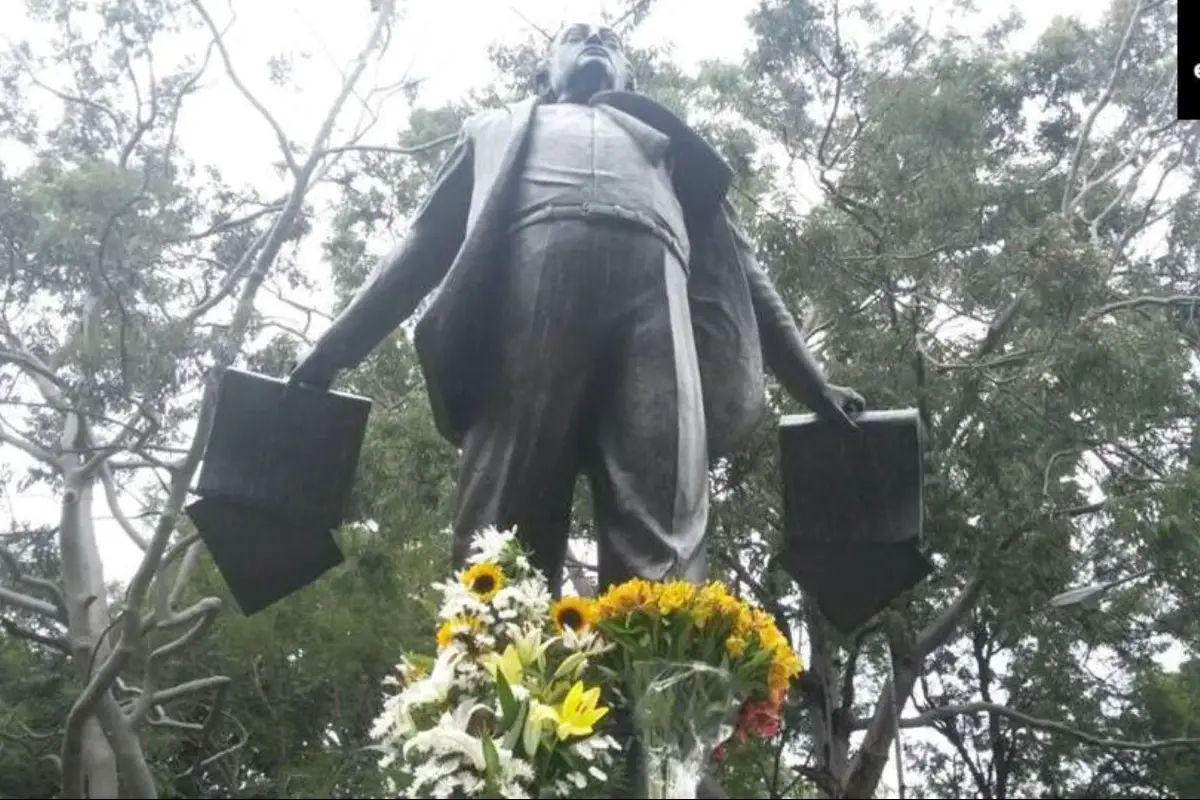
[0,2,409,796]
[59,475,121,797]
[59,472,159,798]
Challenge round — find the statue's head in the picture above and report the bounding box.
[535,22,635,103]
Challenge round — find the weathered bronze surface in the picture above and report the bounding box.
[185,368,371,614]
[778,409,932,634]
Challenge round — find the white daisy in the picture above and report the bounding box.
[467,525,517,565]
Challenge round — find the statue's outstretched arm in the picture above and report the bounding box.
[722,202,864,430]
[290,129,475,388]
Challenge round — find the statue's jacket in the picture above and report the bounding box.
[317,92,815,461]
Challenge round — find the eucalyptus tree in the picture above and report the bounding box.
[0,0,412,794]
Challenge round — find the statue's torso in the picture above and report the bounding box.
[510,102,690,264]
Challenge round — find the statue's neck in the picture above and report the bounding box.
[555,75,621,105]
[557,90,602,105]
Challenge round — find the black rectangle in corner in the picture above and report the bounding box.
[1180,1,1200,120]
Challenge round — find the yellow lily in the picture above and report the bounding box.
[521,699,559,755]
[484,644,524,688]
[555,681,609,740]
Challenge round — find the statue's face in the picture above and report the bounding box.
[545,22,630,101]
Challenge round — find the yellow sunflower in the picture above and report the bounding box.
[461,562,504,601]
[436,615,486,649]
[551,595,594,633]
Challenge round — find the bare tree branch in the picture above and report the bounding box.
[0,617,69,652]
[188,2,301,176]
[97,464,150,551]
[0,586,60,619]
[881,701,1200,751]
[150,675,232,707]
[1086,294,1200,321]
[0,408,58,466]
[179,225,271,326]
[0,545,65,619]
[1061,0,1146,213]
[316,132,457,159]
[176,197,287,242]
[564,545,597,597]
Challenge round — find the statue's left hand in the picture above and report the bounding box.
[812,384,866,432]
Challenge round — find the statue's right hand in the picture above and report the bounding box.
[287,350,335,391]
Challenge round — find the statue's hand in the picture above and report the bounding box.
[287,349,335,391]
[813,384,865,432]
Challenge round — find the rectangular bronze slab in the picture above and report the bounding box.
[195,368,372,531]
[187,368,372,614]
[778,409,932,633]
[185,496,345,615]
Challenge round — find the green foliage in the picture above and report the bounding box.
[710,0,1199,796]
[0,529,70,799]
[1133,660,1200,797]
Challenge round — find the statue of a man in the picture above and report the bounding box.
[290,23,864,593]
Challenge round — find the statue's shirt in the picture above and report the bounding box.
[511,102,690,265]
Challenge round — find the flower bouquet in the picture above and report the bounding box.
[370,527,621,798]
[586,578,804,798]
[370,526,804,799]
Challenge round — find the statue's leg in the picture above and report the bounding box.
[582,235,712,796]
[584,237,709,591]
[449,220,612,592]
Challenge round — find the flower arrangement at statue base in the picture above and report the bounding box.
[590,576,804,798]
[370,527,803,799]
[369,526,620,798]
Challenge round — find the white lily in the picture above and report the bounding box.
[403,721,487,771]
[402,696,496,774]
[400,647,458,711]
[510,624,553,668]
[449,696,488,732]
[561,624,613,655]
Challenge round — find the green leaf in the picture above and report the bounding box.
[477,734,501,796]
[481,731,503,796]
[495,669,520,727]
[502,701,529,752]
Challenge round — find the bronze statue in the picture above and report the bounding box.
[289,23,864,594]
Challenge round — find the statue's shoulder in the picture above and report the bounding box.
[461,99,537,140]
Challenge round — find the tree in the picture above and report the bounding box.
[689,0,1200,796]
[1128,659,1200,798]
[0,0,410,794]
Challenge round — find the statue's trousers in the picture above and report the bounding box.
[450,217,709,592]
